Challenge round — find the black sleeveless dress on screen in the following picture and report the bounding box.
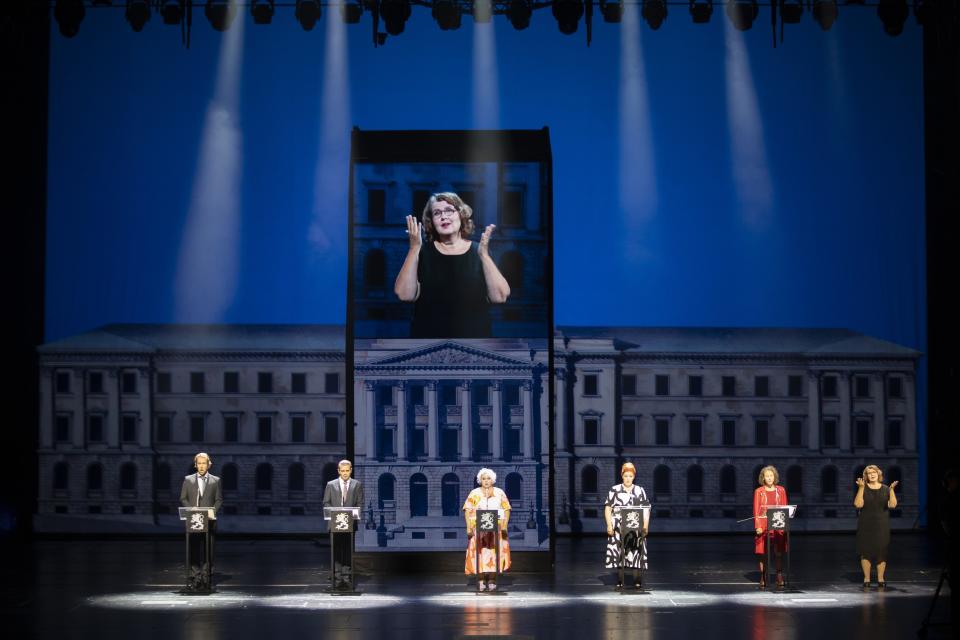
[411,241,492,338]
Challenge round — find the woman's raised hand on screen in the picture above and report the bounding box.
[478,224,496,259]
[406,215,423,251]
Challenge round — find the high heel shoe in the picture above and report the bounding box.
[775,571,785,589]
[877,581,886,591]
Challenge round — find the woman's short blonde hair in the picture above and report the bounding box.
[476,468,497,485]
[421,192,475,242]
[862,464,883,482]
[757,465,779,486]
[620,462,637,477]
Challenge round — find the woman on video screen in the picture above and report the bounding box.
[394,192,510,338]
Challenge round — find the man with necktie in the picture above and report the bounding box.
[322,459,364,589]
[180,452,223,591]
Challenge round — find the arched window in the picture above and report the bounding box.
[410,473,428,517]
[87,463,103,493]
[581,465,599,495]
[156,463,171,493]
[786,466,803,495]
[321,463,339,488]
[53,462,69,491]
[255,463,273,492]
[500,251,524,295]
[120,463,137,492]
[720,465,737,495]
[441,473,460,516]
[505,472,523,504]
[378,473,396,506]
[221,463,238,492]
[687,465,704,495]
[654,465,672,495]
[288,463,305,492]
[821,466,838,495]
[363,248,387,289]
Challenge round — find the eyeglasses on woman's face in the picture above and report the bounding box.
[431,206,459,220]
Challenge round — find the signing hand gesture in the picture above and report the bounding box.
[405,215,423,251]
[478,224,496,259]
[856,477,865,488]
[890,480,899,491]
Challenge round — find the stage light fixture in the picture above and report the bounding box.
[474,0,493,22]
[433,0,462,29]
[812,0,837,29]
[599,0,624,23]
[341,0,364,23]
[296,0,321,30]
[552,0,584,34]
[877,0,908,35]
[54,0,85,37]
[381,0,412,35]
[689,0,714,23]
[506,0,532,29]
[726,0,758,30]
[205,0,238,31]
[125,0,151,31]
[251,0,275,24]
[160,0,185,24]
[642,0,667,29]
[780,0,803,23]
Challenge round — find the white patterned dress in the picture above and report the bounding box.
[604,484,649,569]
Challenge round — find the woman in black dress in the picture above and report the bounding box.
[393,192,511,338]
[854,464,899,590]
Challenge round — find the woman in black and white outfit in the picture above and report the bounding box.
[604,462,650,588]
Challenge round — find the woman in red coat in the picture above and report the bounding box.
[753,465,788,588]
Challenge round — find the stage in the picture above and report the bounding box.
[3,534,951,639]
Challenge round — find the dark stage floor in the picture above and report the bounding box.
[1,534,954,639]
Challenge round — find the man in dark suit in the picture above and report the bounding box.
[180,452,223,591]
[322,459,363,589]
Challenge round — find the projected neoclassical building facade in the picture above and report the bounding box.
[352,339,550,550]
[36,324,919,535]
[553,327,921,533]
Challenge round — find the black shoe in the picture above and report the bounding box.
[862,581,871,591]
[877,582,886,591]
[615,581,623,589]
[634,581,642,589]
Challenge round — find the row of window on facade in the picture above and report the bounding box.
[374,423,528,461]
[371,381,529,408]
[583,415,907,449]
[51,462,528,517]
[578,464,905,498]
[581,372,908,400]
[53,413,344,445]
[52,370,341,396]
[364,188,528,228]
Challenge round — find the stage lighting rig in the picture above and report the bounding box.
[689,0,714,23]
[877,0,909,34]
[341,0,364,23]
[54,0,85,37]
[295,0,321,30]
[642,0,667,29]
[812,0,837,29]
[726,0,759,30]
[780,0,802,22]
[251,0,275,24]
[599,0,623,23]
[205,0,238,31]
[506,0,533,29]
[552,0,584,34]
[124,0,150,31]
[433,0,462,29]
[381,0,412,34]
[160,0,185,24]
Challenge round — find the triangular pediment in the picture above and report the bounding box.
[362,342,531,370]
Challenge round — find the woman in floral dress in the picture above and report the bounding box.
[463,468,511,591]
[604,462,650,588]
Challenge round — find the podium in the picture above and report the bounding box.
[615,502,651,592]
[324,506,361,595]
[475,509,507,595]
[763,504,797,590]
[178,507,216,594]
